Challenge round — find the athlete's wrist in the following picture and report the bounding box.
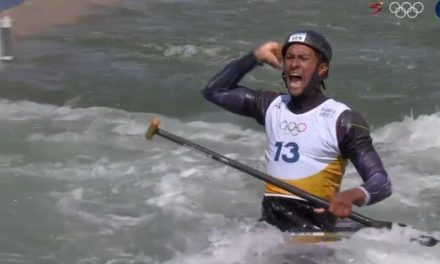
[238,51,260,70]
[355,186,370,206]
[338,188,367,206]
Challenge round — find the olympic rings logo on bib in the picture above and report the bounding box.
[389,2,424,18]
[280,121,307,136]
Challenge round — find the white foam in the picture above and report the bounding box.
[373,113,440,152]
[163,44,222,59]
[1,99,439,263]
[332,225,440,263]
[164,224,286,264]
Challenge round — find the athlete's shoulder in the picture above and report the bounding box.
[273,93,289,102]
[324,98,351,110]
[246,90,282,125]
[265,93,288,109]
[338,109,370,131]
[316,98,351,120]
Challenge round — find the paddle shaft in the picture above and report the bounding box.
[146,118,438,246]
[155,127,387,228]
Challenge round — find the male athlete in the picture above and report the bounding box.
[202,30,392,232]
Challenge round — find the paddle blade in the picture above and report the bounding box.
[381,222,438,247]
[145,116,160,140]
[411,235,439,247]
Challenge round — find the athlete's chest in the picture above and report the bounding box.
[264,98,341,162]
[267,103,328,146]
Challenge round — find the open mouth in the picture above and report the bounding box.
[288,73,303,87]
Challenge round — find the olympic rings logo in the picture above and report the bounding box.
[389,2,424,18]
[279,121,307,136]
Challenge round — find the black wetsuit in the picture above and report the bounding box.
[202,52,392,232]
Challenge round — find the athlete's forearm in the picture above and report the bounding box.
[353,151,392,205]
[202,52,259,115]
[202,52,279,124]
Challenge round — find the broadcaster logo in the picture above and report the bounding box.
[389,2,424,19]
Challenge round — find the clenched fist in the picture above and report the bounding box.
[254,41,283,69]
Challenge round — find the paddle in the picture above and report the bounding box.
[145,116,439,247]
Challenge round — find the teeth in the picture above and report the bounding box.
[288,73,302,83]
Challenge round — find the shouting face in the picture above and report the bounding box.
[283,44,329,97]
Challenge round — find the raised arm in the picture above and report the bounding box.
[202,42,282,125]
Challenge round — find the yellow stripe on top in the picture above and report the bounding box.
[264,156,348,201]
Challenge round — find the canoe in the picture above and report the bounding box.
[289,219,363,243]
[290,231,353,243]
